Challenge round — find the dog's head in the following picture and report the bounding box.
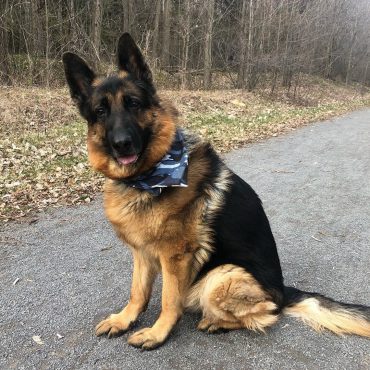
[63,33,176,179]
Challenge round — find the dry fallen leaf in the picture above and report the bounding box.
[32,335,44,345]
[230,99,246,107]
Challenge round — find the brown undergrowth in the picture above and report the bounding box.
[1,77,369,223]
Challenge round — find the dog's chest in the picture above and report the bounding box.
[103,181,191,251]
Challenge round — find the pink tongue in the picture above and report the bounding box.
[117,154,138,165]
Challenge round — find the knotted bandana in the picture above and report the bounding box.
[122,129,189,195]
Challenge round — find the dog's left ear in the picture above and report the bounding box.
[117,33,154,88]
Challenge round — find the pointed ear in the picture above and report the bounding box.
[62,52,96,121]
[117,33,153,87]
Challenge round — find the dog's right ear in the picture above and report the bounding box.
[62,53,96,121]
[117,33,154,89]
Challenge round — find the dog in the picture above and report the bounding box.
[63,33,370,350]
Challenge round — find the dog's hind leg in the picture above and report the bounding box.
[187,264,279,333]
[96,249,157,338]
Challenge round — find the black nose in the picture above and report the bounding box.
[112,134,133,153]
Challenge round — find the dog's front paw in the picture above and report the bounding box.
[127,327,167,350]
[95,313,133,338]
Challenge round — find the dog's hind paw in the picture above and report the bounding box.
[197,317,213,331]
[197,318,223,333]
[95,313,133,338]
[197,317,241,333]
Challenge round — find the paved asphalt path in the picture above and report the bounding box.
[1,109,370,370]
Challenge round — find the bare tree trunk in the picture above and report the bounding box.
[44,0,50,87]
[180,0,191,89]
[271,2,283,95]
[323,1,337,79]
[30,0,44,56]
[162,0,172,69]
[246,0,255,91]
[259,0,265,54]
[69,0,77,45]
[266,0,273,52]
[203,0,215,89]
[360,59,369,95]
[345,12,358,85]
[237,0,248,88]
[282,2,294,89]
[92,0,103,60]
[0,0,10,84]
[345,44,353,85]
[152,0,161,66]
[24,0,44,83]
[122,0,133,33]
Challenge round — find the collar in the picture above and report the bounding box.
[121,129,189,196]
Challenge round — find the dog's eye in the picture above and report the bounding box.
[127,98,141,109]
[95,107,106,117]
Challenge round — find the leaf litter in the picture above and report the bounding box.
[1,81,369,223]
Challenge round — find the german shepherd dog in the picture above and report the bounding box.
[63,33,370,349]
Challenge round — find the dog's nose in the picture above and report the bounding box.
[112,134,133,152]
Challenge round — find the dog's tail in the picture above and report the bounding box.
[283,287,370,337]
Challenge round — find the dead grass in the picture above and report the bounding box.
[1,77,369,223]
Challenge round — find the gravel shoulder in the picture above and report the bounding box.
[1,109,369,369]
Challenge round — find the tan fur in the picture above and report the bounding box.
[284,298,370,337]
[193,166,232,276]
[127,247,194,348]
[118,70,128,78]
[186,264,279,333]
[92,77,103,87]
[96,248,157,337]
[110,90,124,109]
[138,110,176,173]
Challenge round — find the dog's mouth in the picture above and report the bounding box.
[116,154,139,166]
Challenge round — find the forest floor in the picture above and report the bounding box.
[1,76,370,222]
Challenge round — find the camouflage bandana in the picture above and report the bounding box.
[122,129,189,196]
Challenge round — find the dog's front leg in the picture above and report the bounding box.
[127,248,192,349]
[96,248,157,337]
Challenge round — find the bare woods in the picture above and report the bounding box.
[0,0,369,90]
